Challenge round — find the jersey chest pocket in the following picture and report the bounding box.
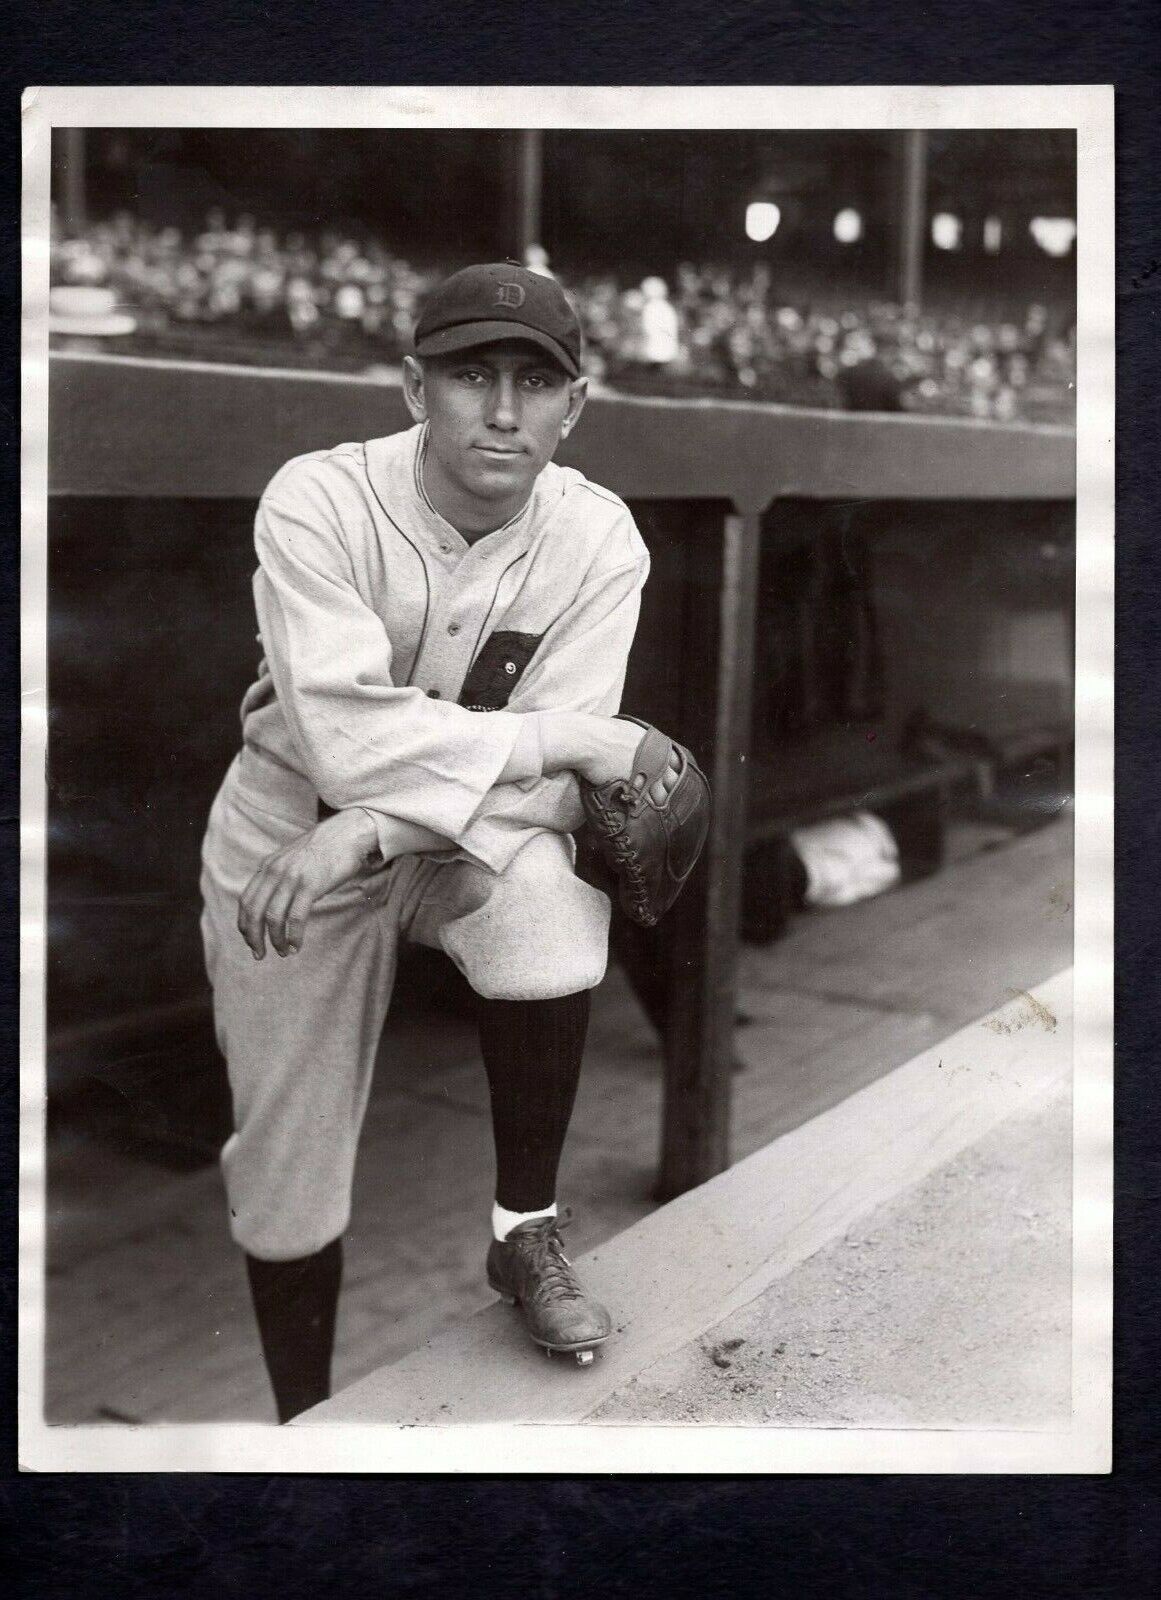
[458,630,546,711]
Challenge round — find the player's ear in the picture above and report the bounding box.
[559,375,588,440]
[402,355,427,422]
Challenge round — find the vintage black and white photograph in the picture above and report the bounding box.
[20,87,1112,1472]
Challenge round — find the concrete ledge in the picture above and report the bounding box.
[300,970,1072,1426]
[49,350,1076,508]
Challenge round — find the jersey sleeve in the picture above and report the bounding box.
[448,531,651,873]
[252,477,526,842]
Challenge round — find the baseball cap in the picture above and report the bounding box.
[413,262,582,377]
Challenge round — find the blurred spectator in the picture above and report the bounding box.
[523,243,555,279]
[48,209,1076,422]
[637,276,681,369]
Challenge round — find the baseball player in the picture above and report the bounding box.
[200,262,702,1421]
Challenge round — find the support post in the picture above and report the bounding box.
[517,129,543,256]
[655,508,762,1200]
[897,129,928,309]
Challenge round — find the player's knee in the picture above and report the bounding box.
[441,835,611,1000]
[460,947,608,1002]
[491,829,576,910]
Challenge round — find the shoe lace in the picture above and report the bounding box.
[514,1212,585,1305]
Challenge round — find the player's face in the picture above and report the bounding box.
[404,341,587,526]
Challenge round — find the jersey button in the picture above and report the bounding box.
[447,622,460,636]
[427,688,441,698]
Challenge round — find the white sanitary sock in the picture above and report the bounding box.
[492,1201,557,1242]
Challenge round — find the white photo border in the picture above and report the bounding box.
[19,84,1113,1474]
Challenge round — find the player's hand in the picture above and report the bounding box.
[237,808,381,960]
[572,716,682,802]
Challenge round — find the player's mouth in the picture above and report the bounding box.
[473,445,527,458]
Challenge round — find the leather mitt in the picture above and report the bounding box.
[579,716,711,928]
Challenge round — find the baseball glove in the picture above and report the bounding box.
[579,715,711,928]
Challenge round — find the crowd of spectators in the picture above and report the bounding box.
[49,210,1076,423]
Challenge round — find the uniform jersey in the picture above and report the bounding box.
[234,421,651,874]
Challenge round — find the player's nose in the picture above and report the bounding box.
[486,373,520,429]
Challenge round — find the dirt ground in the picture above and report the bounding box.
[590,1082,1072,1428]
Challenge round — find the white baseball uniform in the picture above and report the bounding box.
[200,421,649,1258]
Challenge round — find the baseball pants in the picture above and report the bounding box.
[200,752,612,1260]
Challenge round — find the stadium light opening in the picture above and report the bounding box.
[984,216,1003,254]
[833,208,863,244]
[745,202,781,243]
[931,213,963,251]
[1029,217,1077,257]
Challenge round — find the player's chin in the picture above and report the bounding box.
[468,449,540,492]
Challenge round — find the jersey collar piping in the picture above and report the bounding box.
[414,423,538,555]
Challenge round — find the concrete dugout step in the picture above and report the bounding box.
[301,969,1074,1430]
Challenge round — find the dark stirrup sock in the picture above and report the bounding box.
[476,990,592,1213]
[245,1237,344,1423]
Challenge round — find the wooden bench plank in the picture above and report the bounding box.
[746,736,975,838]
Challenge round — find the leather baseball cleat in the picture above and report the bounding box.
[486,1210,612,1365]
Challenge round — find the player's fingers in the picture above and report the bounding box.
[649,751,683,805]
[239,861,285,960]
[263,874,303,958]
[238,847,283,919]
[282,877,319,955]
[237,863,273,958]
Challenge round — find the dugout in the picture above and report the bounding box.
[42,351,1076,1196]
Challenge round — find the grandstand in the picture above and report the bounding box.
[48,128,1076,423]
